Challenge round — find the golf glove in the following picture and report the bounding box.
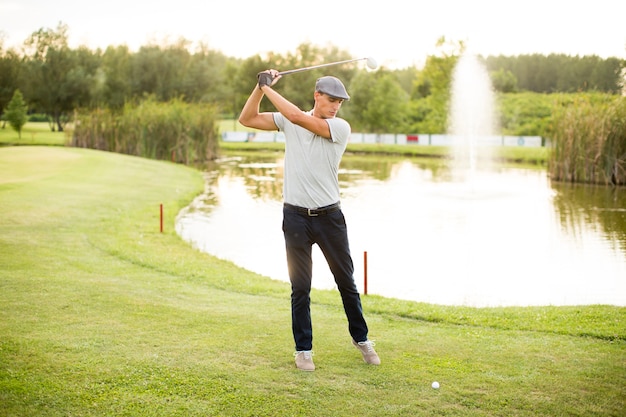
[257,72,273,88]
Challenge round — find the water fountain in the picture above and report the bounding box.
[448,52,499,180]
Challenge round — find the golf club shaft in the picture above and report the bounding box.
[278,58,367,76]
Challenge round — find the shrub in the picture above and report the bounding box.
[70,97,220,164]
[28,113,50,122]
[547,93,626,185]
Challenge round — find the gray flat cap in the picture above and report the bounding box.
[315,76,350,100]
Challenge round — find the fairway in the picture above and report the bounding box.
[0,146,82,184]
[0,146,624,416]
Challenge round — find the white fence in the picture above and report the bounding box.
[222,131,545,147]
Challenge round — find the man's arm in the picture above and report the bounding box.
[238,85,278,131]
[240,70,331,139]
[261,85,331,139]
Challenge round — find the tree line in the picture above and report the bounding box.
[1,24,624,135]
[485,54,624,94]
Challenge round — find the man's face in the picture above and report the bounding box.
[315,92,344,119]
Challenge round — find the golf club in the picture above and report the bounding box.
[277,57,378,76]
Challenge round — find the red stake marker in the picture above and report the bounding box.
[160,204,163,233]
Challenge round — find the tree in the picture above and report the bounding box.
[101,45,132,109]
[22,22,76,131]
[130,40,196,101]
[0,39,22,124]
[484,54,625,93]
[407,37,462,133]
[491,68,518,93]
[346,69,409,133]
[182,44,229,104]
[5,89,28,139]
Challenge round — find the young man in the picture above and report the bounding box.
[239,70,380,371]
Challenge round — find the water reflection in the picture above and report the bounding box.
[176,152,626,307]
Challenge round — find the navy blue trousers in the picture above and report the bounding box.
[282,204,369,351]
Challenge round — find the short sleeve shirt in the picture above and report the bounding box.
[273,111,351,208]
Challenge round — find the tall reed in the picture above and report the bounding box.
[70,98,220,164]
[548,94,625,185]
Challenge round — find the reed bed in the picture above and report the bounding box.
[69,98,220,164]
[548,94,626,185]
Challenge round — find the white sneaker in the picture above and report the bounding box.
[294,350,315,371]
[352,340,380,365]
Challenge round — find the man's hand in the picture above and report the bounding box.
[257,72,274,88]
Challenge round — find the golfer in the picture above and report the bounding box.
[239,70,380,371]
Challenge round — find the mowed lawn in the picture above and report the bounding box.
[0,145,624,416]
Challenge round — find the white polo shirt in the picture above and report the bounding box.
[273,111,351,208]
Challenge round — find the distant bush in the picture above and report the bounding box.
[28,113,49,122]
[497,92,555,136]
[70,98,220,164]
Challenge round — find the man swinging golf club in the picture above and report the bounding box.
[239,69,380,371]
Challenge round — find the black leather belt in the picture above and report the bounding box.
[284,202,341,217]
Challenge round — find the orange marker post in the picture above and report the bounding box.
[160,204,163,233]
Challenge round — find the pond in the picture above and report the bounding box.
[176,152,626,307]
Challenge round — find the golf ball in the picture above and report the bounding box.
[432,381,440,389]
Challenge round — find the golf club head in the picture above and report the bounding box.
[365,57,378,70]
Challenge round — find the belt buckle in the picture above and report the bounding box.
[307,208,319,217]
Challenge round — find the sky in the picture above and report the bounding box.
[1,0,625,69]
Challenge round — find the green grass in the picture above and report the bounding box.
[0,122,67,146]
[0,145,623,416]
